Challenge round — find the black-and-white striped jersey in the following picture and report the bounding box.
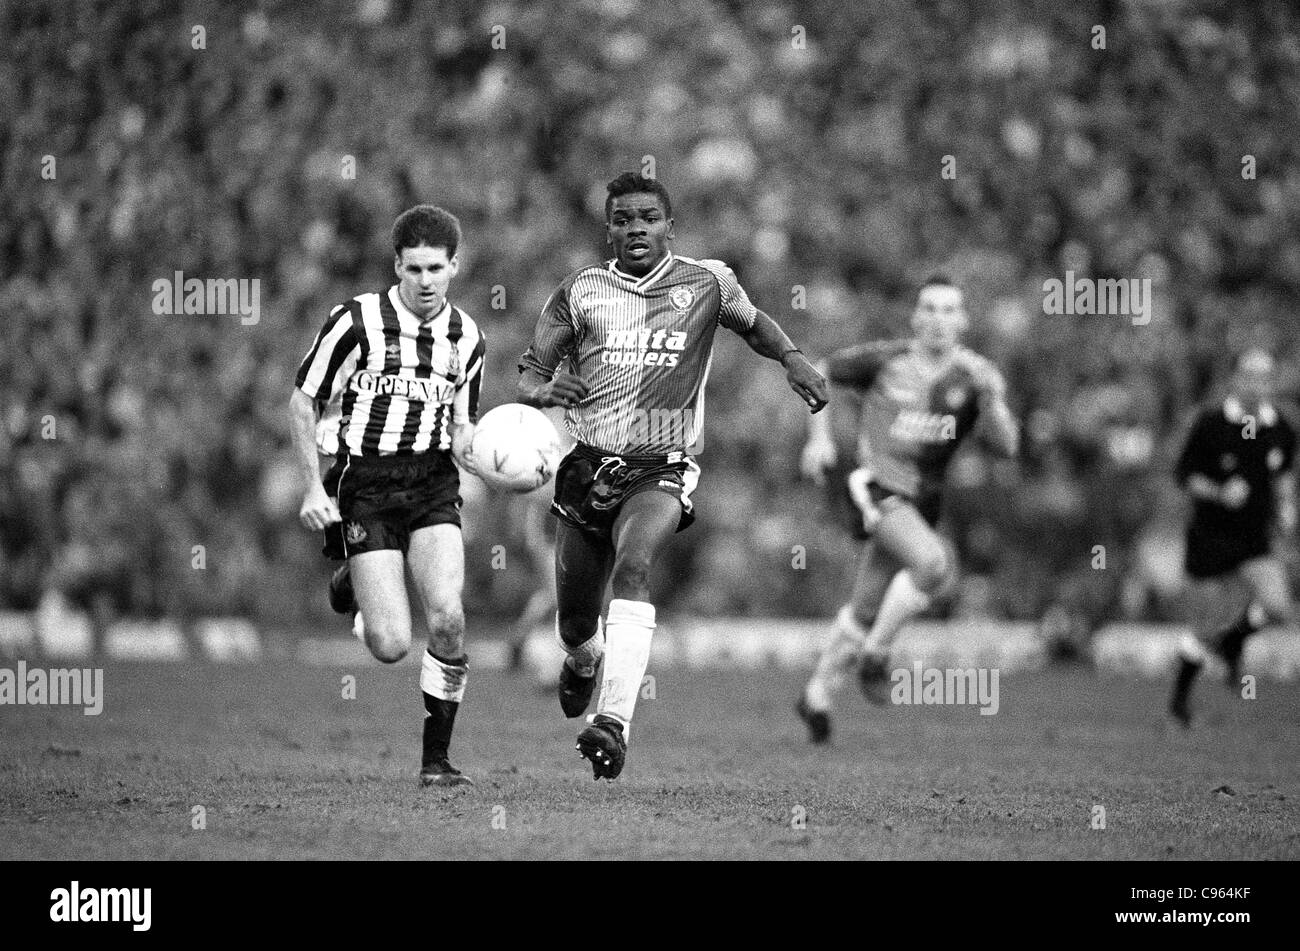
[296,287,485,456]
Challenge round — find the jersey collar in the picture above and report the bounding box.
[1224,396,1277,426]
[608,250,675,291]
[390,285,450,325]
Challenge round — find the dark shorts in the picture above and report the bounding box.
[321,451,462,559]
[830,462,942,540]
[551,443,700,540]
[1184,522,1271,579]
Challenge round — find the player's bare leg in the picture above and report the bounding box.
[856,503,955,702]
[576,490,680,779]
[554,521,614,717]
[349,550,414,663]
[799,541,892,742]
[407,524,473,787]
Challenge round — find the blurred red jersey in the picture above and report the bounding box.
[828,340,990,497]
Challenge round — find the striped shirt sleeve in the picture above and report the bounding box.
[518,284,578,377]
[699,259,758,332]
[453,330,487,425]
[296,303,360,401]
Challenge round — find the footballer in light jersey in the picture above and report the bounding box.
[797,275,1019,743]
[518,171,829,779]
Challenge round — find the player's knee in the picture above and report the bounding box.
[610,553,653,599]
[911,550,952,595]
[1261,596,1295,627]
[366,620,412,664]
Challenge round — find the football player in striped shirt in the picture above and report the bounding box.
[290,205,485,787]
[796,275,1019,743]
[1168,349,1297,726]
[518,171,829,779]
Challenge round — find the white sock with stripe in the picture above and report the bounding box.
[804,604,869,712]
[594,599,655,737]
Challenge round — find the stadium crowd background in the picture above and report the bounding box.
[3,0,1298,645]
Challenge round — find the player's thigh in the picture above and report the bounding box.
[1239,556,1294,622]
[349,549,412,650]
[406,523,466,618]
[610,489,682,589]
[554,520,614,622]
[873,501,950,591]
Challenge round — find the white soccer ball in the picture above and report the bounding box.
[470,403,564,493]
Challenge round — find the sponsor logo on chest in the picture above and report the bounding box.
[890,410,957,444]
[351,370,453,403]
[601,328,688,367]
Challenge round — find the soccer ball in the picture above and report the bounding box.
[470,403,564,493]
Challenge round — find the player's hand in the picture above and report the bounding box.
[533,373,589,409]
[800,436,836,486]
[451,422,481,476]
[961,350,1007,404]
[1221,475,1251,510]
[299,482,341,531]
[783,352,829,413]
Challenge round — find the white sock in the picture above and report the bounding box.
[862,570,931,654]
[558,616,604,677]
[421,650,468,702]
[804,604,869,712]
[595,599,654,735]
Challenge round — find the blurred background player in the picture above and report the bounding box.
[518,171,829,779]
[797,275,1019,743]
[1169,348,1297,726]
[290,205,485,787]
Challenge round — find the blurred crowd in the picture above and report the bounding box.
[3,0,1299,636]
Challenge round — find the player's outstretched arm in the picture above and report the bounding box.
[517,367,589,409]
[961,351,1019,457]
[288,387,340,530]
[738,309,829,413]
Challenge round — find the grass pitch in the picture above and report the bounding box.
[1,658,1295,860]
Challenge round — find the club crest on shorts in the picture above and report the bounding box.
[669,286,695,311]
[345,521,367,544]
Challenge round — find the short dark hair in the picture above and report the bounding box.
[917,272,959,300]
[605,171,672,220]
[392,205,462,257]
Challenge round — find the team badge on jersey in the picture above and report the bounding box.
[669,286,695,311]
[385,342,400,357]
[345,521,368,545]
